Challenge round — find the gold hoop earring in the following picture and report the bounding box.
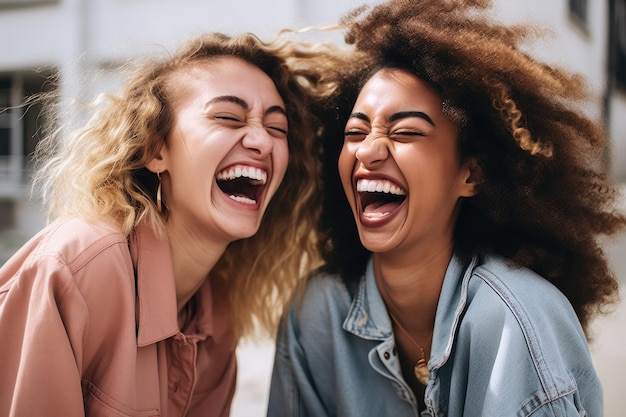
[156,172,162,212]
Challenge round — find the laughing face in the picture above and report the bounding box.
[339,68,476,258]
[148,57,289,244]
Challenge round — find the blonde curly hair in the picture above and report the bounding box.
[33,32,344,338]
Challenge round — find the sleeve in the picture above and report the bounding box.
[0,257,88,417]
[456,269,603,417]
[529,394,603,417]
[266,305,330,417]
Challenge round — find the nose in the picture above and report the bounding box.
[242,126,274,157]
[355,134,389,167]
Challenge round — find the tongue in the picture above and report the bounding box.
[363,201,400,216]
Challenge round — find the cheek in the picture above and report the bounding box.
[338,146,354,193]
[274,141,290,182]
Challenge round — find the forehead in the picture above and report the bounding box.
[354,69,442,111]
[187,56,262,78]
[167,56,284,107]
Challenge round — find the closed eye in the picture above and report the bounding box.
[391,130,426,137]
[213,115,247,131]
[214,115,244,123]
[267,125,288,138]
[344,130,368,141]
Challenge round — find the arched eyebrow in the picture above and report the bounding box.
[206,95,248,109]
[389,111,435,126]
[348,112,370,122]
[265,105,287,118]
[205,96,287,117]
[348,110,435,126]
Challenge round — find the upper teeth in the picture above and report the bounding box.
[356,179,406,195]
[216,165,267,183]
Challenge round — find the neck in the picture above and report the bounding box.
[374,244,453,336]
[165,221,229,312]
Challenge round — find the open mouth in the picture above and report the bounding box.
[356,178,406,219]
[216,164,268,206]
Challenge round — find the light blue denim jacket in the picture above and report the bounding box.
[267,253,602,416]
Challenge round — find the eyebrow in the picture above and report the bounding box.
[207,95,248,109]
[389,111,435,126]
[265,105,288,118]
[206,95,287,117]
[349,112,371,123]
[348,110,435,126]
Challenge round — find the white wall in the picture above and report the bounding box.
[0,0,611,105]
[0,0,374,102]
[78,0,374,99]
[0,3,72,69]
[492,0,608,115]
[610,92,626,180]
[492,0,626,181]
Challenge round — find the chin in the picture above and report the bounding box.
[357,233,395,254]
[238,224,264,240]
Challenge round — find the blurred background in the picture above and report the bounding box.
[0,0,624,415]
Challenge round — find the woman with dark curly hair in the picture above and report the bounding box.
[268,0,626,415]
[0,32,332,416]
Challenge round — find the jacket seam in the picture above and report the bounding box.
[473,268,561,404]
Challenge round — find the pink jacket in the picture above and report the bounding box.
[0,217,237,417]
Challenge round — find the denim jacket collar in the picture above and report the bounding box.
[341,253,479,373]
[342,259,392,340]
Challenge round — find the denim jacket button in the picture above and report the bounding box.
[384,351,390,360]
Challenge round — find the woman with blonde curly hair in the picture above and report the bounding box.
[0,32,327,416]
[268,0,626,415]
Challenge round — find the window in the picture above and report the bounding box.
[0,0,57,8]
[0,200,14,230]
[0,79,10,157]
[613,0,626,90]
[0,79,12,181]
[569,0,589,28]
[0,70,55,192]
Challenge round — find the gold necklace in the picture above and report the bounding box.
[388,310,432,385]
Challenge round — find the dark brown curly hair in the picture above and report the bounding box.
[315,0,626,334]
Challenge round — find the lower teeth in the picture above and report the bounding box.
[364,211,390,218]
[229,195,256,205]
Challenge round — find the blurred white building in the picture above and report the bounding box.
[0,0,625,246]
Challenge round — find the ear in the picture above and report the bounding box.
[459,158,482,197]
[145,145,167,174]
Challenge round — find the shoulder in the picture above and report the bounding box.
[1,217,132,297]
[285,269,354,332]
[449,254,601,414]
[468,254,576,320]
[33,217,128,271]
[460,254,589,372]
[297,269,352,311]
[303,269,352,301]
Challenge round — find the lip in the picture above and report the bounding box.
[353,173,407,228]
[215,162,270,210]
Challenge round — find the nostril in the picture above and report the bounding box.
[242,129,274,155]
[356,144,387,165]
